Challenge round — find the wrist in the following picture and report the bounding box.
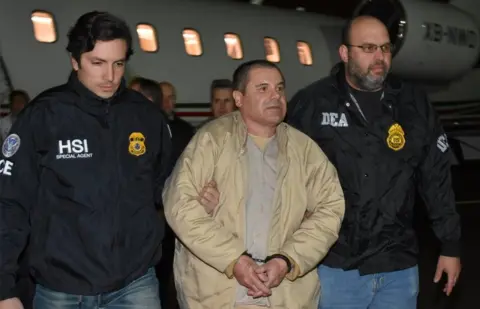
[273,258,288,273]
[235,252,252,267]
[265,254,292,273]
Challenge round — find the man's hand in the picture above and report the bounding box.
[234,255,271,298]
[255,258,289,289]
[197,180,220,214]
[0,298,24,309]
[434,255,461,296]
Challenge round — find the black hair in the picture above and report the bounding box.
[128,76,143,88]
[232,59,284,93]
[132,77,163,106]
[66,11,134,64]
[9,90,30,106]
[210,79,233,100]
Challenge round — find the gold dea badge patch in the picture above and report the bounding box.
[386,123,406,151]
[129,132,146,156]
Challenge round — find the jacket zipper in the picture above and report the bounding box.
[348,92,385,124]
[104,100,120,270]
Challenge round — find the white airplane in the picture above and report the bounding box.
[0,0,479,160]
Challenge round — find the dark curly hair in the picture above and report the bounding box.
[66,11,134,64]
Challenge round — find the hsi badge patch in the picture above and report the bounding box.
[129,132,146,156]
[386,123,405,151]
[2,134,21,158]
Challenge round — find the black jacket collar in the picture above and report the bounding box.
[67,71,127,116]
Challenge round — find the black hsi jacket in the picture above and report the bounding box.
[0,72,172,299]
[286,63,461,275]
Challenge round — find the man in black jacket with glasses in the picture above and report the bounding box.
[287,15,461,309]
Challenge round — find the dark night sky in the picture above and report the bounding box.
[234,0,451,18]
[241,0,366,18]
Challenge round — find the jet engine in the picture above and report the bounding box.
[353,0,480,81]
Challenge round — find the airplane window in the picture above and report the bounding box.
[183,29,202,56]
[31,11,56,43]
[264,37,280,62]
[136,24,158,52]
[297,41,313,65]
[224,33,243,60]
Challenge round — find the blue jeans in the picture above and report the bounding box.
[33,268,161,309]
[318,265,419,309]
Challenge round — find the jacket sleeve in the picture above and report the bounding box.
[415,88,461,257]
[154,112,172,210]
[162,130,245,273]
[0,106,41,300]
[280,139,345,280]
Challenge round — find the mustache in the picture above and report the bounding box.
[265,100,282,108]
[369,61,387,70]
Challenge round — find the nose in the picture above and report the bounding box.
[374,47,385,60]
[270,88,281,100]
[105,65,115,82]
[163,99,173,112]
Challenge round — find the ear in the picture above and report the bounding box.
[339,44,349,63]
[71,56,80,71]
[233,90,243,108]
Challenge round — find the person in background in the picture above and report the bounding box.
[163,59,345,309]
[129,77,165,111]
[128,76,144,93]
[158,81,195,309]
[159,81,195,162]
[198,79,235,128]
[0,11,171,309]
[287,15,461,309]
[0,90,29,143]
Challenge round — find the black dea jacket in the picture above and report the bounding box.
[286,63,461,274]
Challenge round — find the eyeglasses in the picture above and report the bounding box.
[347,43,394,54]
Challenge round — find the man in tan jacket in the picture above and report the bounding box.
[163,60,345,309]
